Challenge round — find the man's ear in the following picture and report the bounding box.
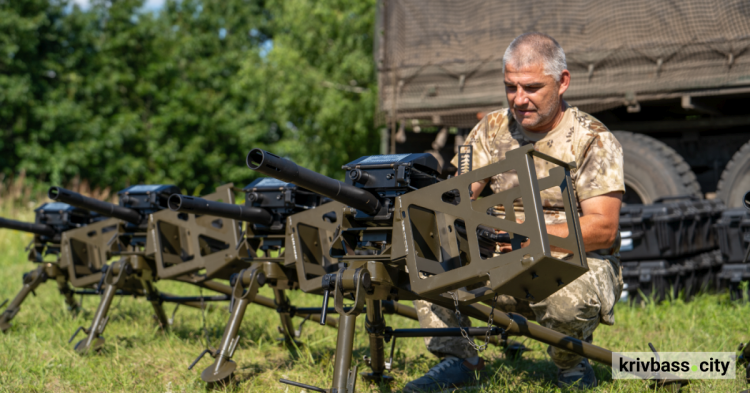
[558,70,571,96]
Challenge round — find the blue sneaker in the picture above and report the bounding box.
[403,356,485,393]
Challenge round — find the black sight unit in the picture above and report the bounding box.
[243,177,330,231]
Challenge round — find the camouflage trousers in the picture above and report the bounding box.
[414,255,623,368]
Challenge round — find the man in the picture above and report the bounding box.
[404,32,625,392]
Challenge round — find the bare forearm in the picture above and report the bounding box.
[546,214,618,252]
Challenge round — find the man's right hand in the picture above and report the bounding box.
[469,179,489,201]
[453,170,488,201]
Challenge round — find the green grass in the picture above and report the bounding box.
[0,197,749,392]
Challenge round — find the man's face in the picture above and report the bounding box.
[504,62,568,132]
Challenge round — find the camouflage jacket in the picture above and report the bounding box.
[450,104,625,255]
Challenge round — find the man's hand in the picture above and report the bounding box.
[469,179,488,201]
[454,171,487,201]
[546,191,623,252]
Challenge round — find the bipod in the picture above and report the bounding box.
[0,265,47,333]
[192,267,265,384]
[282,267,370,393]
[70,257,162,354]
[281,267,511,392]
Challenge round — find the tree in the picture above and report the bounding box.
[0,0,379,192]
[0,0,96,185]
[240,0,379,179]
[138,0,276,190]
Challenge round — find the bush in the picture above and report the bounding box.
[1,0,379,192]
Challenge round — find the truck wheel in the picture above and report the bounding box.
[612,131,702,205]
[717,139,750,208]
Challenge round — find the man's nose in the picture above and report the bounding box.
[514,89,530,106]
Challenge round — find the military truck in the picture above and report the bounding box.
[375,0,750,206]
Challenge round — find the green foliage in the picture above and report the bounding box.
[0,0,88,184]
[0,0,379,192]
[239,0,379,177]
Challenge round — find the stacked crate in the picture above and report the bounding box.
[618,198,725,303]
[715,208,750,300]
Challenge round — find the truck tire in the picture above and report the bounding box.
[612,131,702,205]
[717,139,750,208]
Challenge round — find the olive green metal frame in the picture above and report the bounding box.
[152,184,246,281]
[398,144,588,304]
[285,202,344,294]
[61,218,119,288]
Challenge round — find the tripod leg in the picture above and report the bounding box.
[0,266,46,333]
[72,259,130,355]
[273,289,298,345]
[143,281,169,330]
[361,299,392,383]
[55,277,79,313]
[331,314,358,393]
[200,268,263,384]
[73,281,116,354]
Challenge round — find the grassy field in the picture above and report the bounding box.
[0,187,749,392]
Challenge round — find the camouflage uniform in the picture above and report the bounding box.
[415,104,625,369]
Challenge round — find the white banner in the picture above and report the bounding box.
[612,352,736,380]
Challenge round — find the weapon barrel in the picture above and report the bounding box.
[247,149,381,215]
[48,187,141,224]
[0,217,56,237]
[168,194,274,226]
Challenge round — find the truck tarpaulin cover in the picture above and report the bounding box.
[376,0,750,126]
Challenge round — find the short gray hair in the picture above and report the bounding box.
[502,32,567,81]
